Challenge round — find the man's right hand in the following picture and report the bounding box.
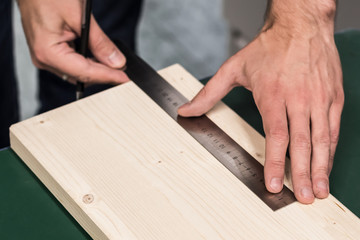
[17,0,129,85]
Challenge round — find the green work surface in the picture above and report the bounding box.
[0,30,359,239]
[0,149,91,239]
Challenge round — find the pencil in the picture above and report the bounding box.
[76,0,92,100]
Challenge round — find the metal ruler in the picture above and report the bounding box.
[115,41,296,211]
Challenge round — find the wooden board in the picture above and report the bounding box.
[10,64,360,239]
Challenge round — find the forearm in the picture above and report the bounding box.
[264,0,337,36]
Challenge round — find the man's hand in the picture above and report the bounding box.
[178,0,344,204]
[17,0,129,85]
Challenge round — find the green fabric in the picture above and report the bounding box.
[0,30,358,239]
[202,30,360,217]
[0,149,91,239]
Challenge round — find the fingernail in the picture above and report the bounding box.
[178,102,190,111]
[301,187,314,199]
[317,180,328,192]
[270,178,282,192]
[181,102,190,108]
[108,50,125,68]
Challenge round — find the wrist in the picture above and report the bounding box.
[263,0,336,37]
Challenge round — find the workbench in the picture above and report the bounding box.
[0,30,359,239]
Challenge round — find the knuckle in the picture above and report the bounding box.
[330,129,340,144]
[294,168,310,179]
[266,79,283,96]
[312,133,330,147]
[78,60,95,83]
[312,166,329,177]
[323,97,332,107]
[32,44,47,64]
[93,34,105,49]
[267,127,289,144]
[199,86,209,98]
[92,34,110,54]
[291,133,311,151]
[330,152,335,162]
[33,50,47,64]
[335,89,345,105]
[330,86,345,105]
[315,89,330,106]
[297,98,310,110]
[268,159,285,170]
[293,89,310,104]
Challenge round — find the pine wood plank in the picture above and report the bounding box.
[10,64,360,239]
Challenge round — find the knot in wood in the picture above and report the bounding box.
[83,194,94,204]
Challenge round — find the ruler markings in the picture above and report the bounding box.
[115,41,296,211]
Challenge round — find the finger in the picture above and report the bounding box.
[38,64,79,86]
[288,106,314,204]
[88,16,126,69]
[310,108,330,199]
[178,64,238,117]
[261,101,289,193]
[46,42,129,85]
[328,98,344,174]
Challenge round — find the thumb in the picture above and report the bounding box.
[88,16,126,68]
[178,62,240,117]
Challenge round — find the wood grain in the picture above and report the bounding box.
[10,64,360,239]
